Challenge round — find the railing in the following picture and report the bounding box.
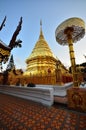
[0,85,54,106]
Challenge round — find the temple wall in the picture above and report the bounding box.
[0,71,73,86]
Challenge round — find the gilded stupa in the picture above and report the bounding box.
[24,21,58,75]
[23,21,72,85]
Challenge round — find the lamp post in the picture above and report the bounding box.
[55,17,85,87]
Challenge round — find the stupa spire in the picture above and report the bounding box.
[40,20,42,32]
[6,54,15,71]
[39,20,44,39]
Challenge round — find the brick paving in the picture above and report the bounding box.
[0,93,86,130]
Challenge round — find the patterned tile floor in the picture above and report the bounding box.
[0,93,86,130]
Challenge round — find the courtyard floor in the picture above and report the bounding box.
[0,93,86,130]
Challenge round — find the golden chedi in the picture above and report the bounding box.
[23,21,72,85]
[24,22,57,76]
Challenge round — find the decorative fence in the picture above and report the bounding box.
[0,72,73,85]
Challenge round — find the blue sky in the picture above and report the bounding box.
[0,0,86,70]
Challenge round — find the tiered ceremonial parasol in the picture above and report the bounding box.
[55,17,85,87]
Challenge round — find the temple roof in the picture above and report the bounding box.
[26,21,57,63]
[0,39,10,50]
